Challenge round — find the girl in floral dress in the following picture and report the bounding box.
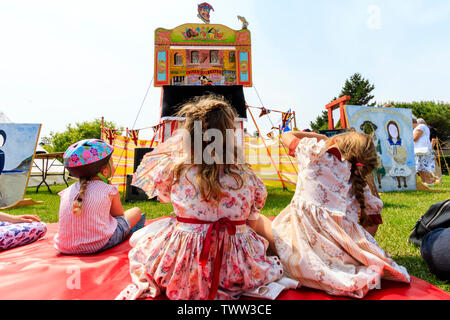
[251,130,410,298]
[117,96,283,300]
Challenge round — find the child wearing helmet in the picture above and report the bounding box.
[54,139,145,254]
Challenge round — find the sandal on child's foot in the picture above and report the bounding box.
[128,213,146,235]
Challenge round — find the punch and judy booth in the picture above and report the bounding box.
[153,6,251,144]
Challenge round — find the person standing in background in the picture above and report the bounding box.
[413,118,437,186]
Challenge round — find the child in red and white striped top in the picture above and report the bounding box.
[54,139,144,254]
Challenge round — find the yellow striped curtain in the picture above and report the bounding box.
[244,136,298,189]
[102,132,297,192]
[101,131,158,192]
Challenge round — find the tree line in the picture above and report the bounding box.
[42,73,449,153]
[310,73,449,142]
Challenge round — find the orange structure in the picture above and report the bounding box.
[325,95,351,129]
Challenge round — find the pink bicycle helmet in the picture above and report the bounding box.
[63,139,114,178]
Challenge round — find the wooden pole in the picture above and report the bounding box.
[123,128,129,199]
[436,138,442,169]
[149,123,161,149]
[437,138,449,174]
[293,110,297,129]
[247,104,287,190]
[101,116,104,139]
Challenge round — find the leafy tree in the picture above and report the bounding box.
[42,118,121,152]
[310,110,329,131]
[332,73,376,106]
[310,73,376,130]
[378,101,450,141]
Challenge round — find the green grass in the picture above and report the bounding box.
[4,176,450,293]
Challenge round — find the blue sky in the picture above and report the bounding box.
[0,0,449,140]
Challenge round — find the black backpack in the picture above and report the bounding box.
[409,199,450,246]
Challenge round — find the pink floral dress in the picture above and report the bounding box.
[272,137,410,298]
[116,137,283,300]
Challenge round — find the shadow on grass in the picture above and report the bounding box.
[382,202,411,209]
[382,190,448,198]
[391,254,450,291]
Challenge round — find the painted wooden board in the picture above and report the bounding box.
[0,123,41,207]
[344,105,416,192]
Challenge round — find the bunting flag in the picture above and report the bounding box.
[281,109,293,133]
[152,123,162,133]
[281,110,291,129]
[103,128,118,145]
[281,110,291,122]
[259,107,271,117]
[128,129,140,146]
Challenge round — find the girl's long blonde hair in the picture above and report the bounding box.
[72,162,110,216]
[73,178,89,216]
[326,131,379,227]
[172,95,246,201]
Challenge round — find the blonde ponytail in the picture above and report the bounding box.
[327,131,379,227]
[350,164,371,227]
[73,178,89,216]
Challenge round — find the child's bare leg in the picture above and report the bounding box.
[124,207,142,228]
[248,214,278,254]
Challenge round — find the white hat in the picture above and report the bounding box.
[417,118,426,124]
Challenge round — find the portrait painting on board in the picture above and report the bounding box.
[0,123,41,208]
[344,105,416,192]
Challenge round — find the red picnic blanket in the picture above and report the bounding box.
[0,221,448,300]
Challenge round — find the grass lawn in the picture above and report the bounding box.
[4,175,450,293]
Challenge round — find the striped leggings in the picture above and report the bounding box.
[0,221,47,251]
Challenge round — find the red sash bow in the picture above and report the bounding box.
[176,216,246,300]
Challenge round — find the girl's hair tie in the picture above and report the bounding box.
[355,163,364,167]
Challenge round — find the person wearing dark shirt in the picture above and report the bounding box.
[0,130,5,176]
[428,126,442,184]
[429,126,437,149]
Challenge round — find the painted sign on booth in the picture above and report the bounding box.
[154,22,251,87]
[156,51,168,84]
[238,51,249,83]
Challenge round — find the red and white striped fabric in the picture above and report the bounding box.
[101,127,159,192]
[54,180,119,254]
